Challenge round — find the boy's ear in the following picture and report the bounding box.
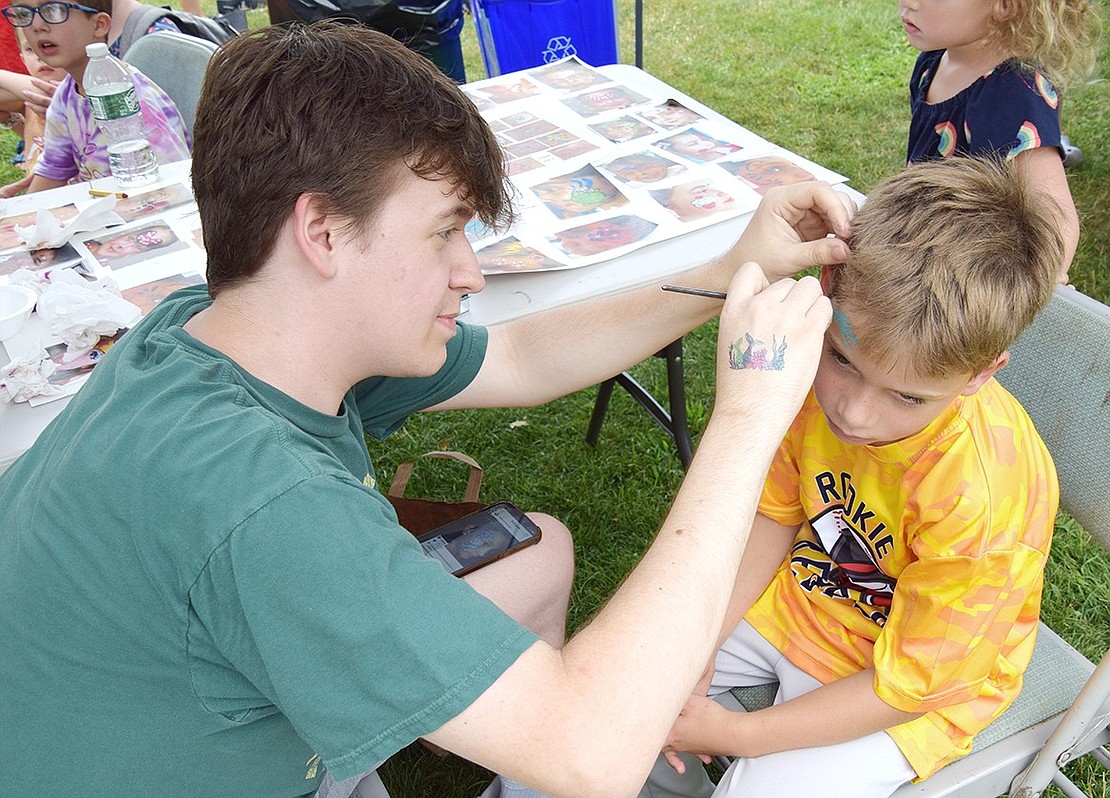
[961,351,1010,396]
[819,264,832,293]
[93,12,111,37]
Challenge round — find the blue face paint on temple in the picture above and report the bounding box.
[832,307,859,348]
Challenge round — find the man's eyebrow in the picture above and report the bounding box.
[437,204,473,221]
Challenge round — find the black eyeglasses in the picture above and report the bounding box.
[2,1,100,27]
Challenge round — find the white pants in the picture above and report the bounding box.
[640,621,916,798]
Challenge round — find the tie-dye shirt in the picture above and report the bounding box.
[746,380,1057,779]
[34,68,191,185]
[907,50,1062,164]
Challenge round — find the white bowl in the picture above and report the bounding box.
[0,284,37,341]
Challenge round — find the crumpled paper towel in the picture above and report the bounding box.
[34,268,141,354]
[13,195,125,249]
[0,350,61,403]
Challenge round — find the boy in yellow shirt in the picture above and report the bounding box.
[646,156,1064,798]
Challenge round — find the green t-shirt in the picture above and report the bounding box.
[0,285,537,795]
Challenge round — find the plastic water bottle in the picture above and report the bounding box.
[83,42,158,189]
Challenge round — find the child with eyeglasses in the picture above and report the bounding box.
[1,0,189,193]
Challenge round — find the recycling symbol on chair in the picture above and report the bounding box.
[543,36,577,63]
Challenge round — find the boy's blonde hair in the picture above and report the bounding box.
[991,0,1103,89]
[829,157,1062,379]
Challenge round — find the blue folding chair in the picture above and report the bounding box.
[469,0,620,76]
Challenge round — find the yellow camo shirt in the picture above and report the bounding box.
[745,381,1058,778]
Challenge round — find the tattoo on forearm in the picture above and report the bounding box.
[728,333,787,371]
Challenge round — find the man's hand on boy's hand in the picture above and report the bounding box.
[728,181,855,283]
[713,264,830,426]
[23,76,59,119]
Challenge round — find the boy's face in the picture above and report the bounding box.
[812,305,1000,447]
[22,0,110,79]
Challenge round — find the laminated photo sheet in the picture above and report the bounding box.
[11,181,205,405]
[0,180,201,286]
[0,205,85,281]
[72,180,205,293]
[462,58,847,275]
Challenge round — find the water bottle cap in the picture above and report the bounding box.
[86,43,109,58]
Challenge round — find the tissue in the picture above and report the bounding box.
[35,270,141,354]
[0,351,61,403]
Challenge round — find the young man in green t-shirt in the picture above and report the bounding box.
[0,22,853,797]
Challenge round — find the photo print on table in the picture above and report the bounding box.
[531,165,628,220]
[113,183,195,223]
[649,179,742,223]
[588,115,656,144]
[548,215,657,258]
[654,128,743,164]
[718,155,818,194]
[475,77,542,104]
[561,85,651,117]
[597,150,688,186]
[636,99,705,130]
[475,237,565,275]
[548,139,599,160]
[529,58,610,91]
[0,205,79,250]
[121,273,204,316]
[0,242,85,278]
[495,112,596,176]
[82,220,189,270]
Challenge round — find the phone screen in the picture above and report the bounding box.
[417,501,541,577]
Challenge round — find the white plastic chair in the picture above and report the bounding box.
[122,30,219,137]
[725,286,1110,798]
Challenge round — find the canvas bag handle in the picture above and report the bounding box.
[387,450,483,503]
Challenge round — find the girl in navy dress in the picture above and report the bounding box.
[900,0,1101,281]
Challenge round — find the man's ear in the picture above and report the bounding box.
[290,193,341,280]
[962,351,1010,396]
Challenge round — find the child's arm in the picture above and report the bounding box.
[0,172,33,198]
[27,174,67,194]
[1014,146,1078,282]
[0,70,32,112]
[664,669,921,761]
[715,513,798,652]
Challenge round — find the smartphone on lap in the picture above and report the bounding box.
[417,500,542,577]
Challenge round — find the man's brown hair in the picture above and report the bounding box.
[829,156,1063,378]
[191,22,513,295]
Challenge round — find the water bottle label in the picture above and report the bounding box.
[89,88,140,121]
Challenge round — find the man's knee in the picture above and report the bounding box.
[462,511,575,646]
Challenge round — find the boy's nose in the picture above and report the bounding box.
[838,391,877,432]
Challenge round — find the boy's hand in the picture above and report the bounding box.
[727,181,855,282]
[662,693,744,773]
[23,76,59,118]
[713,263,830,426]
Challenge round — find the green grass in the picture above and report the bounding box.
[3,2,1105,794]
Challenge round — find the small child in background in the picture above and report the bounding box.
[643,157,1064,798]
[0,26,65,197]
[0,0,190,193]
[900,0,1102,282]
